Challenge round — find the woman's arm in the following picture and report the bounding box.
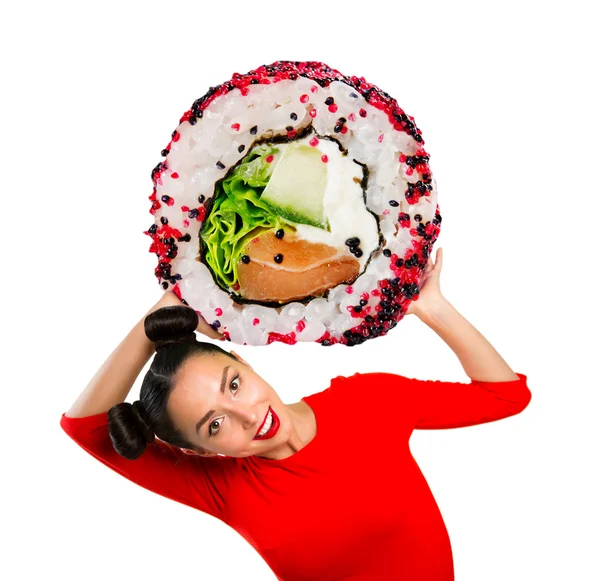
[400,247,530,428]
[66,291,221,418]
[60,292,232,519]
[65,302,157,418]
[417,297,520,383]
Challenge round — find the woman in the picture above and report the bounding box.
[60,248,531,581]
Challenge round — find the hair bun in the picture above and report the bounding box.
[108,401,156,460]
[144,306,199,350]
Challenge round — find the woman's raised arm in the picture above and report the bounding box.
[417,297,520,383]
[400,247,531,428]
[65,291,221,418]
[65,301,158,418]
[60,292,232,520]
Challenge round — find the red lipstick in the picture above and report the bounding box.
[254,407,280,440]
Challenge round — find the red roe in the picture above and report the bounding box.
[267,331,297,345]
[300,94,309,103]
[309,108,317,118]
[252,318,260,326]
[321,155,328,163]
[309,137,319,147]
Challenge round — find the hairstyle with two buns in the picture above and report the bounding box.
[107,306,237,460]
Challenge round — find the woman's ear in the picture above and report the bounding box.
[230,350,253,370]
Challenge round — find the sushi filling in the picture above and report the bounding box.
[200,130,380,305]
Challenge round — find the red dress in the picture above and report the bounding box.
[60,371,531,580]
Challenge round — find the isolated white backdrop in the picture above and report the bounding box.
[3,1,599,580]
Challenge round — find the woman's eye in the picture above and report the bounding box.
[209,375,240,436]
[209,418,223,437]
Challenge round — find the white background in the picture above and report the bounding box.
[3,1,599,580]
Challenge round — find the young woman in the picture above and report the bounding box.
[60,248,531,581]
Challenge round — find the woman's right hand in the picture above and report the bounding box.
[153,291,224,340]
[405,247,447,318]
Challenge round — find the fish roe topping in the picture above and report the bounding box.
[267,331,297,345]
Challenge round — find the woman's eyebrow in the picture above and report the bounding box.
[195,365,231,435]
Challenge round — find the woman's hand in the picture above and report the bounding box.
[405,247,447,318]
[152,291,223,340]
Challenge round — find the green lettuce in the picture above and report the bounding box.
[201,144,295,290]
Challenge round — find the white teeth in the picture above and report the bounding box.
[257,410,273,437]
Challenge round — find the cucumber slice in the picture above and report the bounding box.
[261,143,329,231]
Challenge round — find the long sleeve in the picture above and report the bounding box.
[60,412,233,520]
[402,372,531,429]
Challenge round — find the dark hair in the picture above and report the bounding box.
[107,306,237,460]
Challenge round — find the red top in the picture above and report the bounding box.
[60,371,531,581]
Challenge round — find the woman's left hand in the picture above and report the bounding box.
[405,247,446,318]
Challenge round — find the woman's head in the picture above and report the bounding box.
[108,306,292,460]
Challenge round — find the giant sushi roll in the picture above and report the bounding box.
[145,61,441,346]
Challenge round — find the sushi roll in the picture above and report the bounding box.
[144,61,441,346]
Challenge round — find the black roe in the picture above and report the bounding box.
[274,254,283,263]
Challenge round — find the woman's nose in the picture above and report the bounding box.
[231,403,259,426]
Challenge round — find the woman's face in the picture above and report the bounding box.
[166,351,293,458]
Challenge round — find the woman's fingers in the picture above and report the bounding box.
[195,313,224,340]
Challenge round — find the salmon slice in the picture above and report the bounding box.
[237,231,360,302]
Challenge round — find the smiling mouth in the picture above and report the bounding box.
[254,407,272,439]
[253,407,279,440]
